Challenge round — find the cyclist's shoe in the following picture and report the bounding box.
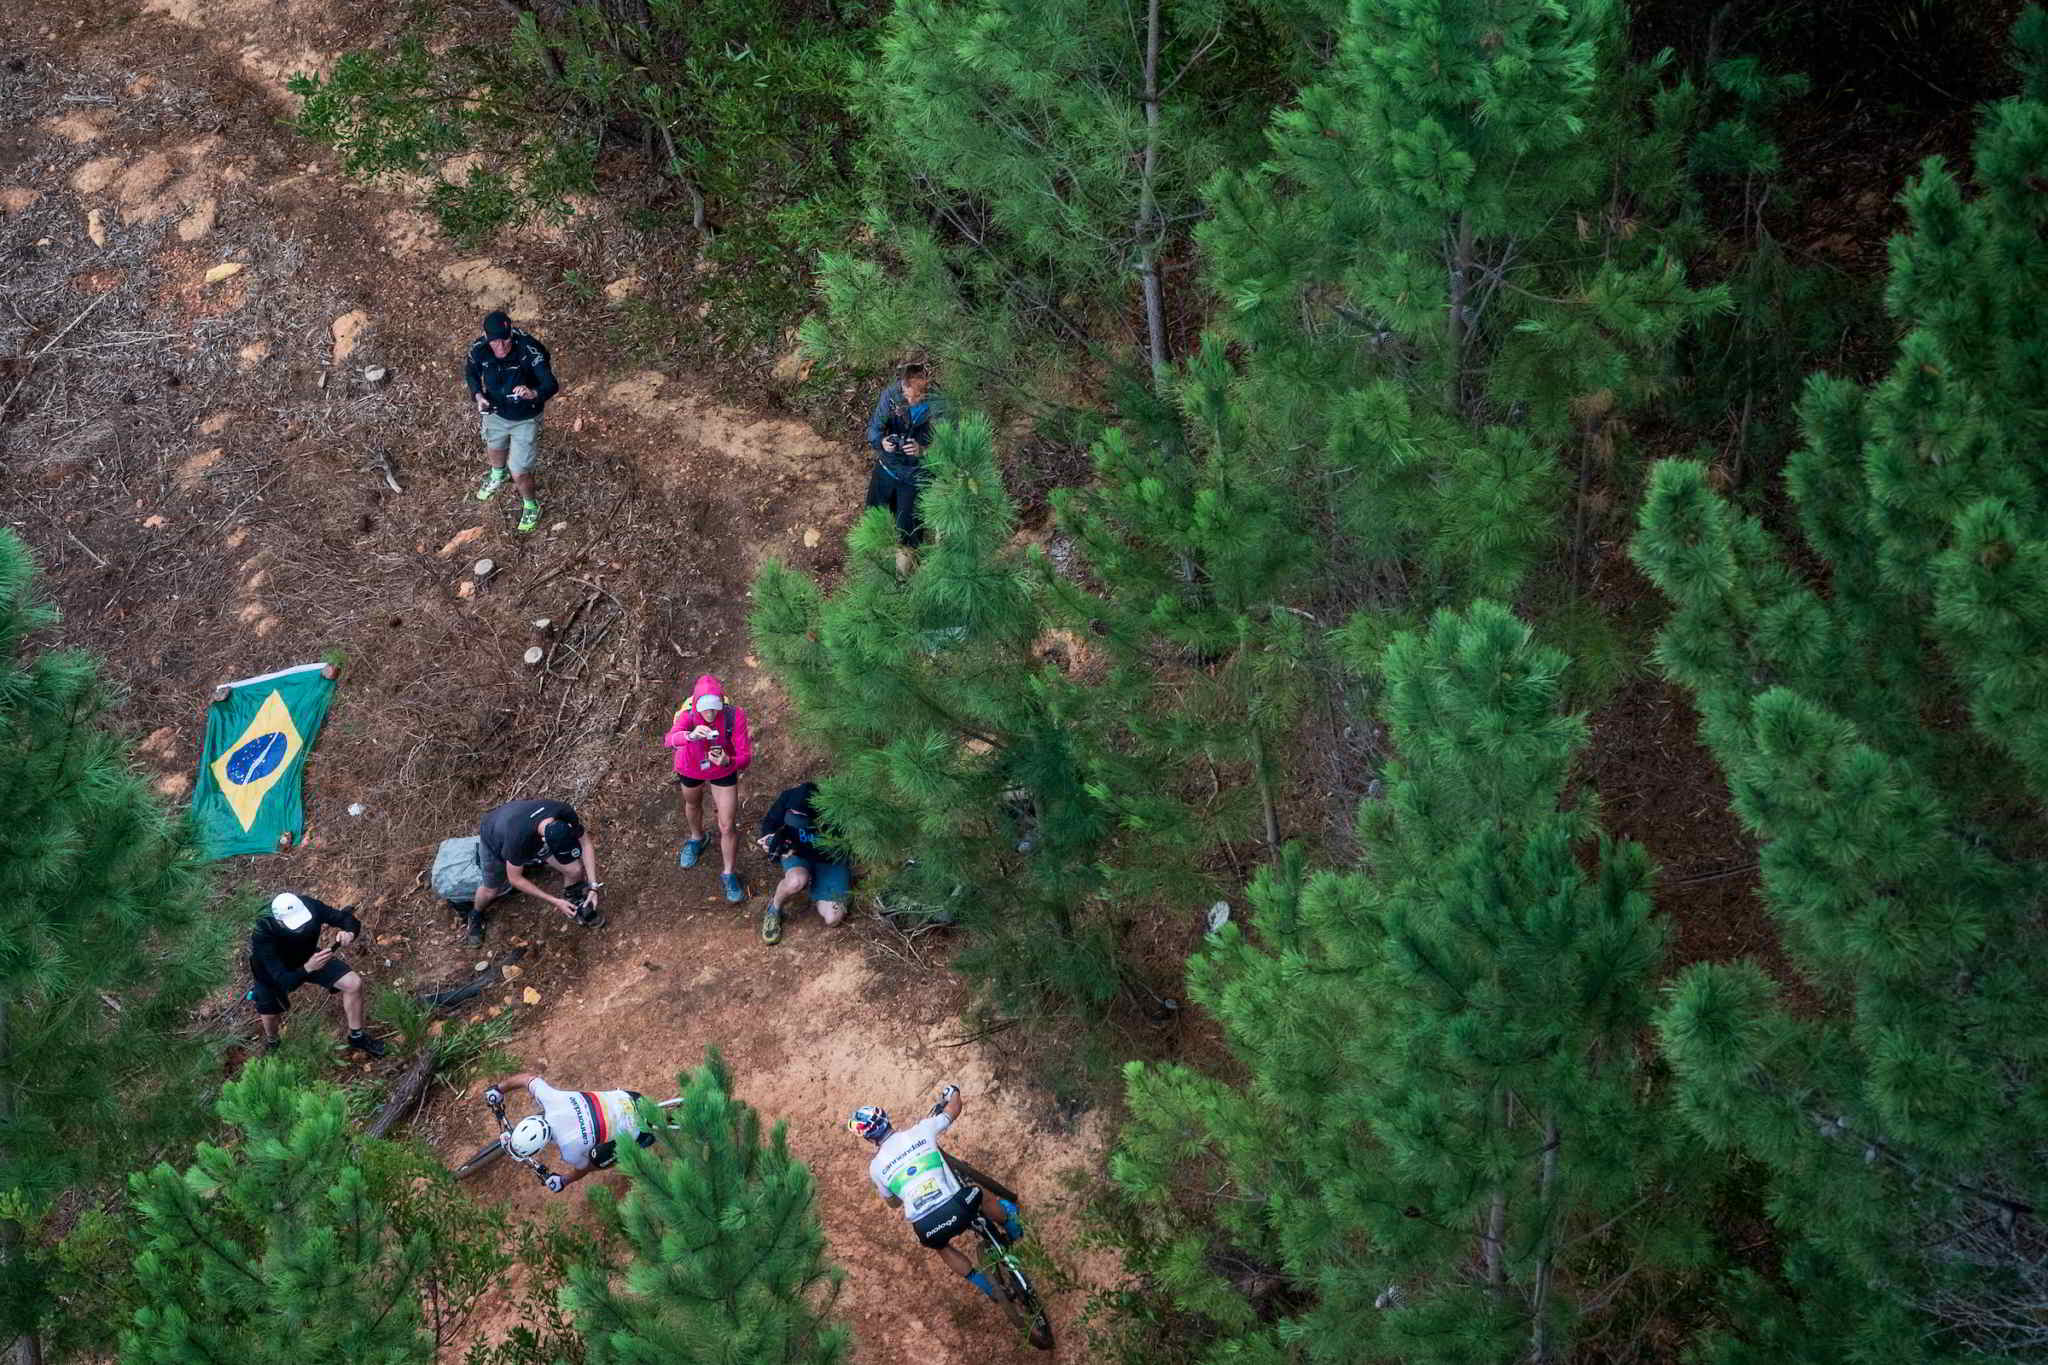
[263,1036,280,1054]
[679,837,706,869]
[998,1198,1023,1245]
[474,468,507,501]
[347,1029,389,1059]
[464,910,486,946]
[965,1270,999,1301]
[722,872,746,903]
[760,905,784,946]
[517,500,542,533]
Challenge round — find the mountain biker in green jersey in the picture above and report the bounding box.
[850,1085,1023,1300]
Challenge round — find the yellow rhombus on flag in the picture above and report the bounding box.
[192,662,337,858]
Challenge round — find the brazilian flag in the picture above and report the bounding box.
[192,663,336,858]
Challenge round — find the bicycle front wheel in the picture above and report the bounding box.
[453,1137,506,1181]
[993,1258,1053,1350]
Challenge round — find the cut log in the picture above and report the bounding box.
[364,1049,435,1139]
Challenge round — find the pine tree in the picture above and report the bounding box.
[561,1049,849,1365]
[1630,14,2048,1355]
[1202,0,1720,602]
[805,0,1271,400]
[0,529,233,1362]
[1114,603,1692,1363]
[121,1058,434,1364]
[752,413,1128,1015]
[1050,339,1313,853]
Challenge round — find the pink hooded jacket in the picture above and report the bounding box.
[664,674,752,781]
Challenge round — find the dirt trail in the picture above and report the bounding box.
[0,0,1125,1358]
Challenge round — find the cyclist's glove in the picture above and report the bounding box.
[544,1174,566,1194]
[483,1087,504,1108]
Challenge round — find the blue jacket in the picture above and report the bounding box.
[465,330,559,421]
[866,382,945,474]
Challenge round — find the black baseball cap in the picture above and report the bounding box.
[542,818,584,857]
[482,311,512,340]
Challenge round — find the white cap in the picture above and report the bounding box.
[270,892,314,931]
[696,694,725,713]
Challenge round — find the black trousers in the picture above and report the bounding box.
[864,464,926,547]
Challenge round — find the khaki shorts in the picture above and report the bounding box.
[481,412,542,474]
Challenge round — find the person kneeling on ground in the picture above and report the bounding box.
[247,892,387,1058]
[468,798,603,945]
[482,1073,650,1192]
[665,672,751,904]
[755,780,851,947]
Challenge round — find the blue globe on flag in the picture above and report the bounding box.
[223,731,290,785]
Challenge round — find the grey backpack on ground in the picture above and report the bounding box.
[431,836,486,907]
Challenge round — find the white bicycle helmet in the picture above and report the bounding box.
[509,1115,551,1159]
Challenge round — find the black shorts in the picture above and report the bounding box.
[911,1184,983,1250]
[478,847,579,892]
[676,773,739,789]
[247,957,351,1015]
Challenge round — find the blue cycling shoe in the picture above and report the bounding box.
[999,1197,1023,1244]
[679,837,706,869]
[722,873,746,903]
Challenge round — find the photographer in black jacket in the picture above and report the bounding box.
[247,893,386,1057]
[464,311,560,534]
[755,781,852,947]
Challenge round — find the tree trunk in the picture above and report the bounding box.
[1482,1187,1507,1289]
[0,1001,45,1365]
[1249,727,1281,849]
[364,1051,438,1141]
[1134,0,1169,384]
[1446,214,1474,417]
[1528,1115,1561,1363]
[1481,1090,1509,1291]
[494,0,570,85]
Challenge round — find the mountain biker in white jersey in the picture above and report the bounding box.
[482,1073,649,1191]
[850,1085,1022,1300]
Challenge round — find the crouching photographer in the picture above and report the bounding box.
[754,781,852,947]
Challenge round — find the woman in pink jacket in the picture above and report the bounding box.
[664,674,752,903]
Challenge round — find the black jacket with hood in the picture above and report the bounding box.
[249,895,361,992]
[465,330,559,421]
[759,782,846,861]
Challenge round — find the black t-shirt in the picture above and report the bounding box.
[479,799,581,866]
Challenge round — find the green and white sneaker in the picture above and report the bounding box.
[517,500,542,533]
[760,905,784,946]
[474,468,508,501]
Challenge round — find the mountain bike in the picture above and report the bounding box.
[454,1091,680,1186]
[928,1094,1055,1351]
